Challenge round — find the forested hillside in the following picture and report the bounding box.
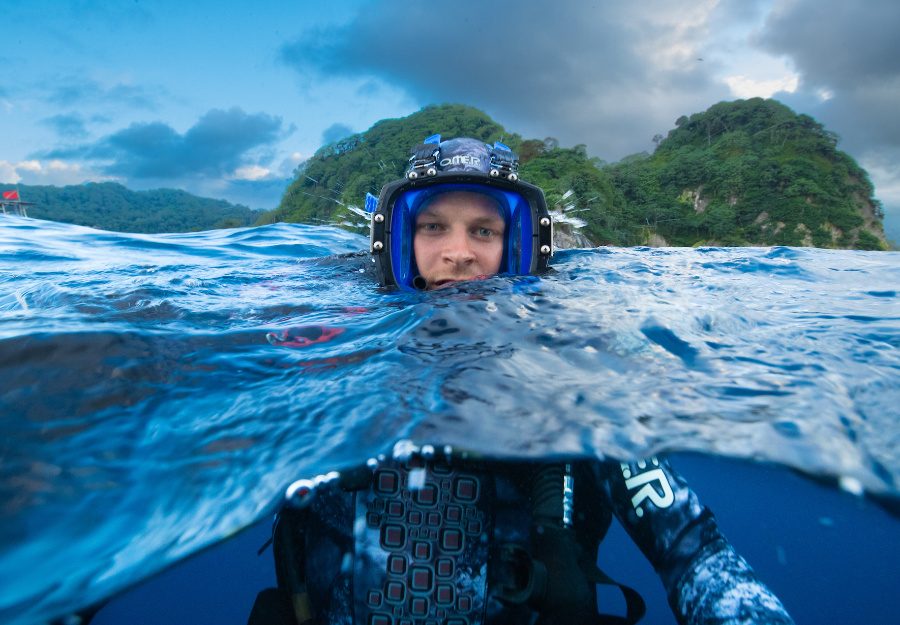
[261,104,514,226]
[261,101,887,250]
[610,99,886,249]
[1,182,259,233]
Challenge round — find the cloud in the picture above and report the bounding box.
[16,161,43,174]
[724,73,799,99]
[355,80,384,98]
[0,161,20,184]
[210,150,309,209]
[43,77,161,109]
[863,154,900,207]
[273,152,307,180]
[0,159,102,186]
[41,113,90,138]
[280,0,732,159]
[220,177,293,210]
[756,0,900,155]
[0,85,12,111]
[232,165,271,181]
[220,153,309,208]
[322,123,355,145]
[759,1,900,90]
[47,107,287,180]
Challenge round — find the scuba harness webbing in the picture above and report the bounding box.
[267,458,645,625]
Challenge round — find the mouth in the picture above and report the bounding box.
[430,275,490,290]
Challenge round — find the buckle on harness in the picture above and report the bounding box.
[492,543,547,606]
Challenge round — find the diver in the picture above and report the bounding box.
[248,137,795,625]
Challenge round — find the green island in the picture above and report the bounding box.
[263,100,888,250]
[0,182,259,233]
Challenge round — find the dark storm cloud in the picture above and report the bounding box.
[41,113,89,138]
[757,0,900,153]
[759,1,900,90]
[280,0,729,159]
[322,123,355,145]
[723,0,900,233]
[47,108,286,179]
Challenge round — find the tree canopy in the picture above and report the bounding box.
[610,98,885,248]
[1,182,259,233]
[261,100,888,250]
[260,104,520,226]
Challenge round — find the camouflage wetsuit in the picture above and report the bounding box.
[250,457,794,625]
[599,459,794,625]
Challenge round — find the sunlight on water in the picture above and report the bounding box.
[0,215,898,624]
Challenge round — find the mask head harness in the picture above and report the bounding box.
[368,136,553,290]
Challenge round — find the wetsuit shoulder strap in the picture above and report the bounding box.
[579,558,647,625]
[567,463,647,624]
[247,507,312,625]
[273,507,315,624]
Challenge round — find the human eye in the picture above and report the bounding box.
[416,221,443,233]
[474,226,497,238]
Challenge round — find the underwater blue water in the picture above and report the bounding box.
[1,215,898,624]
[91,453,900,625]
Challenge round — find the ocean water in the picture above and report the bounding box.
[0,216,898,625]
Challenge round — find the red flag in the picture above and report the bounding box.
[2,190,19,201]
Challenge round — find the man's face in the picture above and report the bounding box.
[413,191,506,290]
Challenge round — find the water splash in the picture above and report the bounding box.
[550,189,593,248]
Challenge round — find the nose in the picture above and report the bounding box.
[441,228,475,266]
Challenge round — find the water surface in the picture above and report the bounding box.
[1,216,897,624]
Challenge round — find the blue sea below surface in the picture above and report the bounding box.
[1,216,898,625]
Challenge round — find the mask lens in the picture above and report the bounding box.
[388,183,536,289]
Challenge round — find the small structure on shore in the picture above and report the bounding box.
[1,190,35,217]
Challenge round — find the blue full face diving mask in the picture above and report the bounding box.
[368,136,553,290]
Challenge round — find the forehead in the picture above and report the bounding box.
[417,191,505,221]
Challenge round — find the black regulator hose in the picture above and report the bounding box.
[531,464,566,524]
[527,464,598,624]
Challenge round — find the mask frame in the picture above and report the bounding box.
[370,172,552,290]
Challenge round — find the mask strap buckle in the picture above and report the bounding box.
[407,143,441,179]
[489,142,519,180]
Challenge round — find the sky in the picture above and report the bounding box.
[1,0,898,238]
